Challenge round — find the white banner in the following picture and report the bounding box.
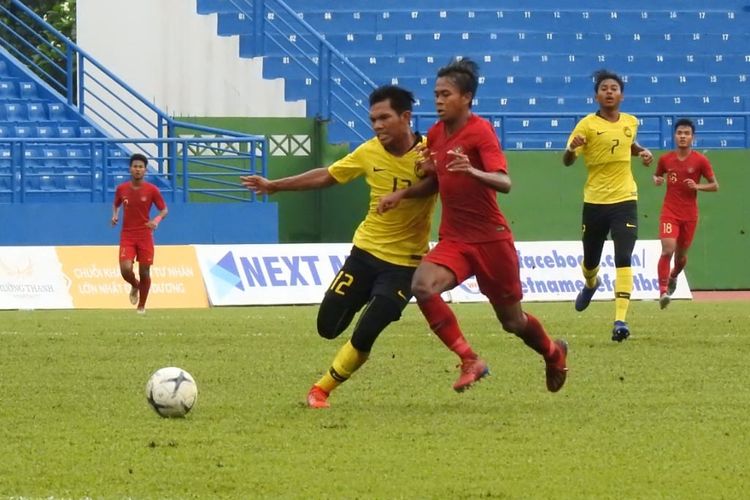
[449,240,691,303]
[196,240,691,306]
[0,247,73,310]
[195,243,352,306]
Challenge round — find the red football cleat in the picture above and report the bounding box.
[453,357,490,392]
[545,340,569,393]
[306,385,330,409]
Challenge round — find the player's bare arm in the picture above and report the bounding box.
[414,144,436,176]
[146,206,168,230]
[653,174,665,186]
[445,150,511,193]
[377,175,438,214]
[685,176,719,192]
[563,135,586,166]
[631,142,654,166]
[240,168,338,195]
[111,203,120,226]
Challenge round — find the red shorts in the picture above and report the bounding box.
[120,234,155,265]
[424,238,523,305]
[659,218,697,249]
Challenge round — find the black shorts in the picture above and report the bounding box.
[323,246,415,312]
[581,200,638,242]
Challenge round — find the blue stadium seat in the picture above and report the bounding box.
[14,125,34,138]
[27,102,46,121]
[216,12,253,36]
[0,80,15,98]
[47,103,66,121]
[0,125,9,138]
[3,103,25,121]
[36,125,56,138]
[18,81,36,99]
[79,126,97,138]
[58,126,75,139]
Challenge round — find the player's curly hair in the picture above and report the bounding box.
[437,57,479,101]
[369,85,415,115]
[593,69,624,93]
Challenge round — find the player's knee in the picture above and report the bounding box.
[316,301,354,340]
[500,316,525,334]
[411,278,432,301]
[351,295,402,351]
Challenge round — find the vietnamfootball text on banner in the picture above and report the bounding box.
[0,247,73,310]
[449,240,691,303]
[56,246,209,309]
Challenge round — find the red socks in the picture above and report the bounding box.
[658,254,671,294]
[518,313,555,360]
[138,275,151,309]
[418,294,477,361]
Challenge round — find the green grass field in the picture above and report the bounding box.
[1,300,748,499]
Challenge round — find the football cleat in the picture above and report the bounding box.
[575,277,602,312]
[545,339,569,393]
[611,320,630,342]
[453,357,490,392]
[659,293,671,310]
[306,385,330,409]
[129,284,139,305]
[667,277,678,296]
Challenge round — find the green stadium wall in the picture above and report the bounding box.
[177,117,749,289]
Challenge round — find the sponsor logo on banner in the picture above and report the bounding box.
[195,244,350,306]
[0,247,73,309]
[57,246,208,309]
[449,240,691,303]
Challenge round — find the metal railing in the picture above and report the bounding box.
[413,111,750,150]
[0,0,268,201]
[0,136,266,203]
[219,0,377,142]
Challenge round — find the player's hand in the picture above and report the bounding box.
[684,179,698,190]
[145,220,159,230]
[639,149,654,166]
[377,190,405,214]
[568,135,586,150]
[111,216,118,226]
[653,175,664,186]
[240,175,275,195]
[415,144,436,177]
[445,149,476,175]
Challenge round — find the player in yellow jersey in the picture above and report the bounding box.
[241,86,437,408]
[562,70,653,342]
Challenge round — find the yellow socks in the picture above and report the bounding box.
[315,340,369,394]
[582,264,600,289]
[615,267,633,322]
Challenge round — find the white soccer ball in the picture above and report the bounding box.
[145,367,198,418]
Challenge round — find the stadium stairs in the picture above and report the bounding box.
[195,0,750,150]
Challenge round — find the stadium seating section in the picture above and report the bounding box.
[198,0,750,148]
[0,55,139,202]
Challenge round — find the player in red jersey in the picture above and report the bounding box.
[378,58,568,393]
[653,118,718,309]
[111,153,168,313]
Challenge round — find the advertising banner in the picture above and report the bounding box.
[449,240,691,303]
[0,247,73,310]
[56,246,209,309]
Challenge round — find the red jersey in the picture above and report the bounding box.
[655,150,715,221]
[114,181,166,238]
[427,114,511,243]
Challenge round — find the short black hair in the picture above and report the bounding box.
[130,153,148,166]
[593,69,625,93]
[437,57,479,99]
[369,85,415,114]
[674,118,695,133]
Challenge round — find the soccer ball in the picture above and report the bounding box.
[145,367,198,418]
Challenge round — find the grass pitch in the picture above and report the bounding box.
[0,300,748,499]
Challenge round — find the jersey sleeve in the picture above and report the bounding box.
[476,121,507,174]
[655,155,666,176]
[701,155,716,181]
[327,147,365,184]
[152,185,167,211]
[114,184,124,207]
[567,118,588,153]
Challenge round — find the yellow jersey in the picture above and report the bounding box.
[328,136,436,267]
[567,112,640,204]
